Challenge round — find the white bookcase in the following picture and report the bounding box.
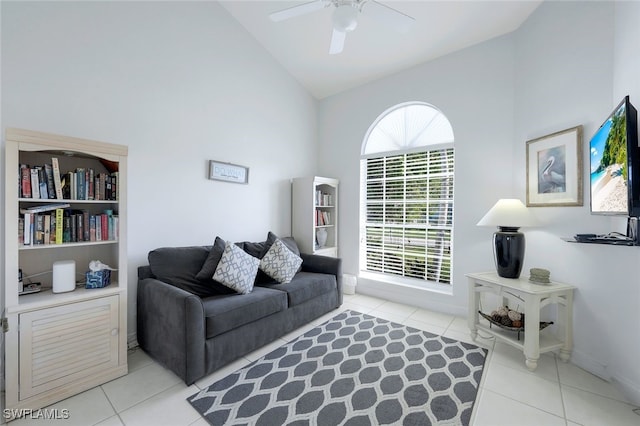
[292,176,339,257]
[3,128,128,416]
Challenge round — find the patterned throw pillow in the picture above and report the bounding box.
[213,241,259,294]
[260,238,303,284]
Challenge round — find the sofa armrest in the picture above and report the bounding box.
[300,253,343,306]
[137,277,205,384]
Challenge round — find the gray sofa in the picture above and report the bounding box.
[137,235,342,385]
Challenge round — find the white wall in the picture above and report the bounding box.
[514,0,640,404]
[319,0,640,404]
[611,0,640,404]
[0,1,318,345]
[318,34,516,315]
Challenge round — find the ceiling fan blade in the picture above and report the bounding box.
[329,28,346,55]
[269,0,327,22]
[363,0,415,33]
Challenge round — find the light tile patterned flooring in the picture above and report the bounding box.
[7,293,640,426]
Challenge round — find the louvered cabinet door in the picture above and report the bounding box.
[19,296,119,400]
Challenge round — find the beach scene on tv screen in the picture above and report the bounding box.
[590,104,628,213]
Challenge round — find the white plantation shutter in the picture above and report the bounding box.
[360,103,454,285]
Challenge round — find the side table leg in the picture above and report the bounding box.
[467,278,479,341]
[525,358,538,371]
[559,290,574,363]
[523,296,541,371]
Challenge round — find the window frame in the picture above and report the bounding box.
[359,102,455,290]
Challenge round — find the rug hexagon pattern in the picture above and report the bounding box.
[189,310,487,425]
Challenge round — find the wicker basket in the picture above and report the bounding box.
[479,311,553,340]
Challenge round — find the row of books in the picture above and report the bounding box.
[19,207,119,246]
[316,210,332,226]
[315,191,334,207]
[19,157,119,201]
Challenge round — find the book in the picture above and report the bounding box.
[35,214,44,244]
[55,209,64,244]
[83,210,90,241]
[50,212,56,244]
[105,175,112,200]
[88,168,95,200]
[101,213,108,241]
[38,167,48,199]
[113,215,119,240]
[111,171,118,200]
[21,165,31,198]
[30,168,40,199]
[20,203,71,214]
[76,168,85,200]
[23,213,32,245]
[44,214,51,244]
[18,217,24,245]
[51,157,63,199]
[44,163,56,199]
[95,215,102,241]
[76,213,84,242]
[63,214,71,243]
[89,215,96,241]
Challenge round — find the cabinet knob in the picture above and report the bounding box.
[111,328,119,336]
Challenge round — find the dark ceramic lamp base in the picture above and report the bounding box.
[493,226,525,278]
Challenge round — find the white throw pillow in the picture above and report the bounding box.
[260,238,303,283]
[213,241,259,294]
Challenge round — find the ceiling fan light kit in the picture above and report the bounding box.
[269,0,415,55]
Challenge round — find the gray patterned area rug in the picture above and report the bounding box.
[188,310,487,426]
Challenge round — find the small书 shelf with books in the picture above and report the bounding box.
[3,128,128,416]
[292,176,339,257]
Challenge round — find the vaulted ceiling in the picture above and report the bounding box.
[219,1,542,99]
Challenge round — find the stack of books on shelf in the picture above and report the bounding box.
[315,190,333,207]
[19,157,119,201]
[19,204,119,246]
[316,210,332,226]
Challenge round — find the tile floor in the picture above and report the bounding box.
[6,293,640,426]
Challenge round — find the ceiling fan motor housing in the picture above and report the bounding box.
[333,3,359,32]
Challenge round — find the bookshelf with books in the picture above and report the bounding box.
[292,176,339,257]
[3,128,128,416]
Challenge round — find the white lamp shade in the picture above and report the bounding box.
[477,198,539,228]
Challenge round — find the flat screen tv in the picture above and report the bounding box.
[589,95,640,217]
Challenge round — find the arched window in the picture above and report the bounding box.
[360,102,454,285]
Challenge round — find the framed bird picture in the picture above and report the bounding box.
[526,125,583,207]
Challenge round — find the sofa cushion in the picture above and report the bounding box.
[202,287,288,338]
[213,242,260,294]
[261,231,301,258]
[260,272,336,306]
[148,246,234,297]
[260,239,303,283]
[239,236,277,286]
[195,237,226,281]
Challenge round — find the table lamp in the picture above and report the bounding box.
[477,199,538,278]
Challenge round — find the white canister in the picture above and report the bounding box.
[343,274,357,295]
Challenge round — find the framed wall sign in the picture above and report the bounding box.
[209,160,249,184]
[526,125,583,206]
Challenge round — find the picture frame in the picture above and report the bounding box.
[526,125,583,207]
[208,160,249,184]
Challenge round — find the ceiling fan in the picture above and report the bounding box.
[269,0,415,55]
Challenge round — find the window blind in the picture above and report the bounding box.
[360,148,454,284]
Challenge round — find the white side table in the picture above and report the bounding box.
[466,271,575,371]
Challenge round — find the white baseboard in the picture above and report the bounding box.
[569,348,610,381]
[611,373,640,406]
